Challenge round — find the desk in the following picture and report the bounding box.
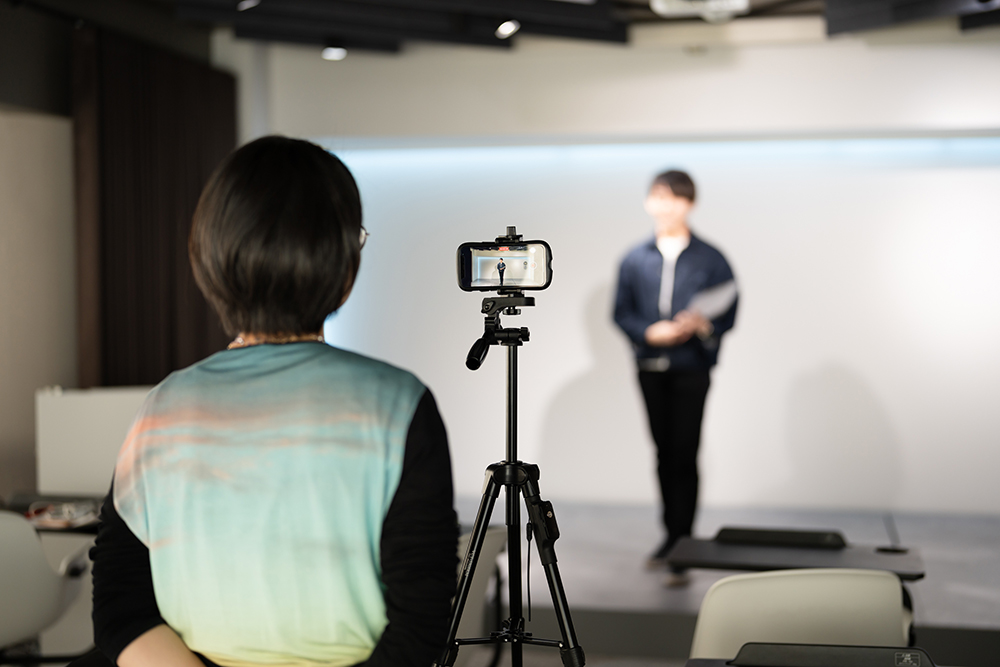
[685,643,939,667]
[7,493,102,535]
[667,534,925,581]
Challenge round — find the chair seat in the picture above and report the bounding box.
[0,510,88,649]
[689,568,910,660]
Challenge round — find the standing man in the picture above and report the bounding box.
[614,170,738,586]
[497,258,506,286]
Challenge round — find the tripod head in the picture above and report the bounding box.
[466,291,534,370]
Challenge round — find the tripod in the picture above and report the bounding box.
[435,241,585,667]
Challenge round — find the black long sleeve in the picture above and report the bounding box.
[89,483,165,663]
[362,388,460,667]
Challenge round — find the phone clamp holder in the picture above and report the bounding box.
[466,294,534,370]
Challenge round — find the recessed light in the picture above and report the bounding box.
[322,47,348,61]
[495,20,521,39]
[236,0,260,11]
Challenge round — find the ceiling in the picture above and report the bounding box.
[171,0,826,53]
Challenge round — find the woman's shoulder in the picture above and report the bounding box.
[317,344,425,391]
[301,345,429,426]
[157,343,426,402]
[144,344,428,432]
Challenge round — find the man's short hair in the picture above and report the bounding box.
[651,170,696,203]
[189,135,362,336]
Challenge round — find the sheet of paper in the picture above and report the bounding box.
[686,280,738,321]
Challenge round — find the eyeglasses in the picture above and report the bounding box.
[359,226,370,248]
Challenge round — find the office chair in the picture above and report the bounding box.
[689,568,912,660]
[455,525,507,667]
[0,510,91,664]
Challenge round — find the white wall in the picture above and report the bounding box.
[250,17,1000,140]
[0,108,76,498]
[321,139,1000,516]
[210,18,1000,515]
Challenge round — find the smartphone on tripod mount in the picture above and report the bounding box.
[457,240,553,291]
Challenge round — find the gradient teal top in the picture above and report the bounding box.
[113,342,426,667]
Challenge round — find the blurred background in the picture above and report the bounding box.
[3,0,998,514]
[2,1,999,664]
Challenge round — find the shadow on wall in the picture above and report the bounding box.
[760,364,902,510]
[535,284,657,504]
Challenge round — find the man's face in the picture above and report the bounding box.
[644,184,693,235]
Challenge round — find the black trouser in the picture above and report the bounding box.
[638,369,711,556]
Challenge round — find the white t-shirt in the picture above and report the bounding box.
[656,234,690,317]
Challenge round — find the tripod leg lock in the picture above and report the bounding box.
[524,497,560,565]
[560,644,586,667]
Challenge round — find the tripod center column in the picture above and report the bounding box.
[506,344,517,463]
[505,342,524,666]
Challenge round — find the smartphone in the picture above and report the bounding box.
[457,240,553,292]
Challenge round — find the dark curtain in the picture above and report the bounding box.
[73,26,234,388]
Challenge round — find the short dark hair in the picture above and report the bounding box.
[190,135,362,336]
[651,170,696,203]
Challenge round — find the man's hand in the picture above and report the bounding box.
[674,310,714,339]
[644,319,694,347]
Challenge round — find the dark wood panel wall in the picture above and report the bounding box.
[73,26,234,388]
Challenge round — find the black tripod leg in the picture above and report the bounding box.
[522,481,586,667]
[541,563,585,667]
[507,480,523,667]
[435,471,503,667]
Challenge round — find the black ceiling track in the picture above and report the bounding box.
[825,0,1000,35]
[960,7,1000,30]
[175,0,628,52]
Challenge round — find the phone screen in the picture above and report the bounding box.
[457,241,552,291]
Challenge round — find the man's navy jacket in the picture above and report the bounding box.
[614,233,737,372]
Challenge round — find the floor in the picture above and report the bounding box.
[33,500,1000,666]
[454,497,1000,631]
[455,645,684,667]
[519,647,683,667]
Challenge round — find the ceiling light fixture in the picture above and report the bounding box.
[321,47,348,61]
[495,20,521,39]
[236,0,260,11]
[649,0,749,24]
